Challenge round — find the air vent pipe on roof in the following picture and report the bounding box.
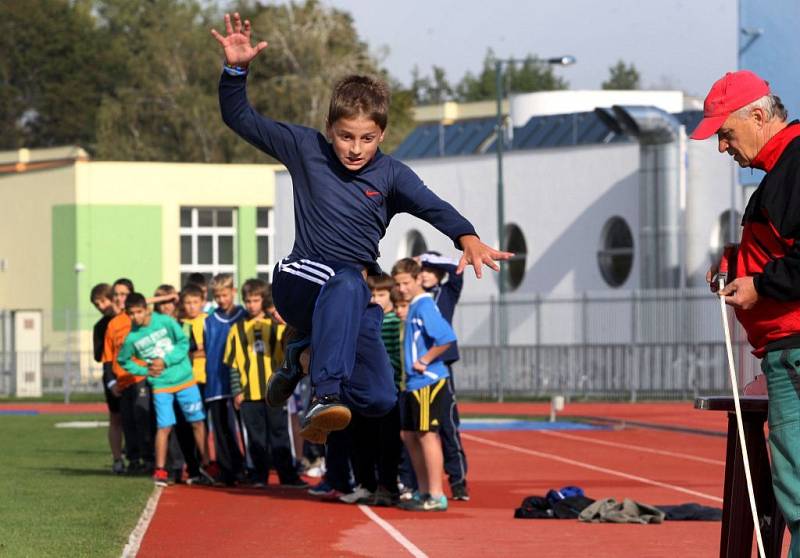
[608,105,688,289]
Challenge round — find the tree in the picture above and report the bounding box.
[0,0,114,150]
[411,65,454,105]
[95,0,414,161]
[454,49,568,102]
[94,0,233,162]
[602,60,640,90]
[0,0,415,160]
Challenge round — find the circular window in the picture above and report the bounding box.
[597,217,634,287]
[503,223,527,291]
[405,230,428,257]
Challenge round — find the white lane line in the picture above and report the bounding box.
[462,433,723,503]
[538,430,725,466]
[121,486,163,558]
[357,504,428,558]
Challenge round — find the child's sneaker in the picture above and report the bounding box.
[126,460,148,475]
[152,468,169,487]
[308,481,345,500]
[370,486,396,507]
[422,494,449,511]
[451,482,470,501]
[280,476,310,489]
[266,336,311,407]
[189,463,219,486]
[111,458,126,475]
[300,395,351,444]
[339,485,372,504]
[398,491,424,509]
[398,487,416,502]
[304,457,325,478]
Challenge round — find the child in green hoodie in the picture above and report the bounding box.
[118,293,214,486]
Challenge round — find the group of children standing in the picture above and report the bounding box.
[90,251,471,512]
[91,273,306,489]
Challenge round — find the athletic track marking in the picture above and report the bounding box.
[462,433,723,503]
[121,486,163,558]
[357,504,428,558]
[538,430,726,466]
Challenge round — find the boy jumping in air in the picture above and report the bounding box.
[212,12,511,443]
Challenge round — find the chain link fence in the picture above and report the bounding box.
[1,288,759,401]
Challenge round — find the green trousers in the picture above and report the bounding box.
[762,349,800,557]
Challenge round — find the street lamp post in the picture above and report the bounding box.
[494,55,575,401]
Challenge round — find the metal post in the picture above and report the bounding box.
[495,60,507,404]
[534,293,541,395]
[64,308,72,404]
[581,291,588,396]
[630,289,639,403]
[488,295,498,400]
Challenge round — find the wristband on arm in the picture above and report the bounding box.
[223,62,248,77]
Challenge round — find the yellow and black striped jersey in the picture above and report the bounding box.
[224,317,285,401]
[181,314,207,384]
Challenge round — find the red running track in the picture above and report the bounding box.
[137,423,733,557]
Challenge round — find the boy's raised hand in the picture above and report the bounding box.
[456,234,514,279]
[210,12,267,68]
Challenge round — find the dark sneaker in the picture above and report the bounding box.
[299,395,351,444]
[191,463,218,486]
[126,460,148,475]
[266,336,311,408]
[152,468,169,487]
[451,482,470,501]
[280,477,309,489]
[398,492,426,510]
[370,486,397,507]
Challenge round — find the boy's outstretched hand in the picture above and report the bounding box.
[210,12,267,68]
[456,235,514,279]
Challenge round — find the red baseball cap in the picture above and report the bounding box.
[690,70,770,140]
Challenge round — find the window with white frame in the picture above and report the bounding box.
[180,207,237,289]
[256,207,275,283]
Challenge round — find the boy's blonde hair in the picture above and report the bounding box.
[391,258,421,278]
[210,273,234,291]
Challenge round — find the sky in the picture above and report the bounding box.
[321,0,738,97]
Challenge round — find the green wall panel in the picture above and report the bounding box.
[52,206,78,331]
[52,205,163,331]
[237,206,257,285]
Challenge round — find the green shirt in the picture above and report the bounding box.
[381,311,403,388]
[117,312,193,392]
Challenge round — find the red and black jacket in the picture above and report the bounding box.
[735,121,800,356]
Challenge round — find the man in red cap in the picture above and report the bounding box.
[694,70,800,556]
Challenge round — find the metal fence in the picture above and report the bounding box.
[0,288,760,401]
[452,287,759,401]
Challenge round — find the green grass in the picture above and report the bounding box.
[0,414,153,557]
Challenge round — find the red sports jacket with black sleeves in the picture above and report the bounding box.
[735,121,800,356]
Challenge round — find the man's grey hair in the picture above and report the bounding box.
[734,94,788,122]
